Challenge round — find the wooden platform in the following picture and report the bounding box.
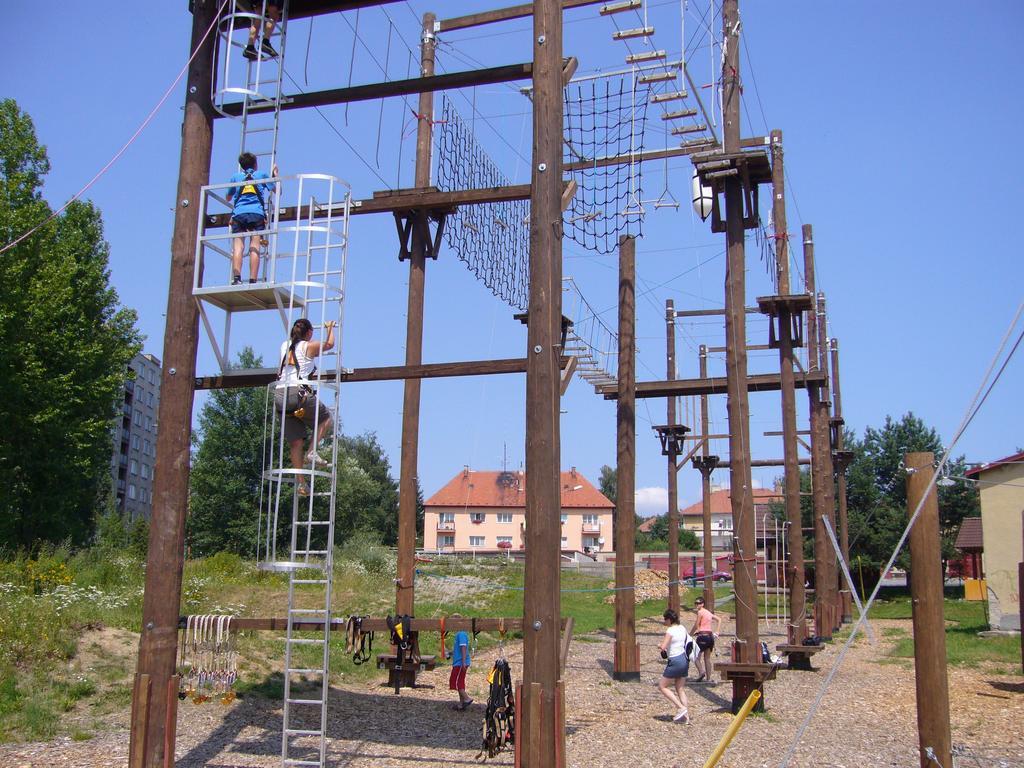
[756,293,814,316]
[715,661,779,684]
[776,643,824,671]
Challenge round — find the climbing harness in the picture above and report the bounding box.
[238,167,266,215]
[477,658,515,761]
[471,617,480,657]
[386,614,416,669]
[439,616,448,661]
[345,615,374,665]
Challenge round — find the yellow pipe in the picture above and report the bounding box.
[701,689,762,768]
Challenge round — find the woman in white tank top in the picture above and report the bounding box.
[657,608,692,723]
[275,318,335,496]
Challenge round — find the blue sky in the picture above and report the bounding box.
[6,1,1022,516]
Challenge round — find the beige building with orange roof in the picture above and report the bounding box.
[423,467,614,554]
[679,486,783,551]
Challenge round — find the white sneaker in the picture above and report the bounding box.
[306,451,331,468]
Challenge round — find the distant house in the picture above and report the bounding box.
[423,467,614,554]
[679,486,783,551]
[966,451,1024,631]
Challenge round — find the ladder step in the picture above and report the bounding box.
[283,761,323,767]
[600,0,641,14]
[613,27,654,40]
[626,50,666,64]
[286,698,326,705]
[289,608,329,615]
[292,579,329,585]
[294,520,332,526]
[672,124,708,135]
[651,90,688,103]
[286,638,327,645]
[639,71,676,84]
[681,137,717,149]
[284,729,323,736]
[287,668,327,675]
[662,108,698,119]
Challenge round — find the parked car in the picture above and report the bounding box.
[712,570,732,582]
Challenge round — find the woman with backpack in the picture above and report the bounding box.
[276,318,334,496]
[657,608,693,723]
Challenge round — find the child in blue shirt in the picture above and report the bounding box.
[449,629,473,710]
[226,152,277,285]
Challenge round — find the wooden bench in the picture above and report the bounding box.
[776,643,824,672]
[376,653,437,693]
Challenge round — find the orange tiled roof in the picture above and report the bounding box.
[680,487,782,516]
[425,470,614,509]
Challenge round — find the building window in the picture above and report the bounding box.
[130,460,138,475]
[560,536,568,545]
[128,484,137,500]
[439,535,455,548]
[469,536,485,548]
[560,514,568,524]
[143,439,151,456]
[582,514,599,525]
[497,512,513,523]
[497,536,513,545]
[133,411,141,426]
[440,512,454,523]
[470,512,485,524]
[141,464,150,479]
[132,435,140,451]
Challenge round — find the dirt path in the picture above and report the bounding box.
[1,616,1021,767]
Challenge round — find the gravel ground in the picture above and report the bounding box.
[2,616,1021,768]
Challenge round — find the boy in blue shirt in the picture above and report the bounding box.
[449,629,473,710]
[226,152,277,285]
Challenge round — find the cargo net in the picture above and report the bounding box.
[435,95,530,311]
[563,76,651,254]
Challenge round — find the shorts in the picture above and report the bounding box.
[663,654,689,680]
[230,212,266,233]
[696,632,715,652]
[449,665,468,691]
[274,386,330,442]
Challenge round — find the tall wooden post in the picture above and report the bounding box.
[905,452,953,768]
[697,345,716,609]
[815,293,839,632]
[614,234,639,680]
[721,0,759,673]
[522,0,565,762]
[131,2,217,765]
[830,337,853,622]
[395,11,436,616]
[769,129,808,644]
[803,224,832,639]
[666,300,681,614]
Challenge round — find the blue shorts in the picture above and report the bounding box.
[231,212,266,233]
[663,654,689,679]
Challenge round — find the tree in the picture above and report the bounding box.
[643,514,701,549]
[0,100,141,550]
[187,348,268,557]
[598,464,616,505]
[334,431,400,545]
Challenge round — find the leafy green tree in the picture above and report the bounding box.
[187,348,268,557]
[642,514,701,549]
[598,464,617,505]
[0,99,141,549]
[334,432,400,544]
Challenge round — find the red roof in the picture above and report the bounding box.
[680,487,782,516]
[425,470,614,509]
[965,450,1024,478]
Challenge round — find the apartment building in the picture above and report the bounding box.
[424,467,614,554]
[679,486,783,551]
[110,353,162,521]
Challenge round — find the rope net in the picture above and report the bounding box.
[435,95,530,310]
[563,75,651,254]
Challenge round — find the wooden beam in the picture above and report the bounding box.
[195,356,573,391]
[437,0,605,32]
[179,616,568,633]
[562,137,766,173]
[202,182,567,229]
[597,370,826,399]
[216,62,533,117]
[286,0,403,20]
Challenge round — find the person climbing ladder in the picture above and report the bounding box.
[240,0,281,61]
[275,318,334,496]
[226,152,278,285]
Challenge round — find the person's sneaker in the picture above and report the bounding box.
[260,39,278,58]
[249,278,258,284]
[672,708,688,722]
[306,451,331,468]
[296,483,311,497]
[231,275,243,285]
[242,44,258,61]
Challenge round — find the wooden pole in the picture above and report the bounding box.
[614,234,640,680]
[131,2,216,764]
[666,300,680,614]
[831,337,853,622]
[698,345,716,610]
[905,452,953,768]
[522,0,564,762]
[721,0,759,674]
[395,11,436,617]
[816,293,839,632]
[769,129,808,645]
[803,224,831,640]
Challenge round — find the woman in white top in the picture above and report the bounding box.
[275,318,335,496]
[657,608,692,723]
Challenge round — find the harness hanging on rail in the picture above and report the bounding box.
[478,657,516,761]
